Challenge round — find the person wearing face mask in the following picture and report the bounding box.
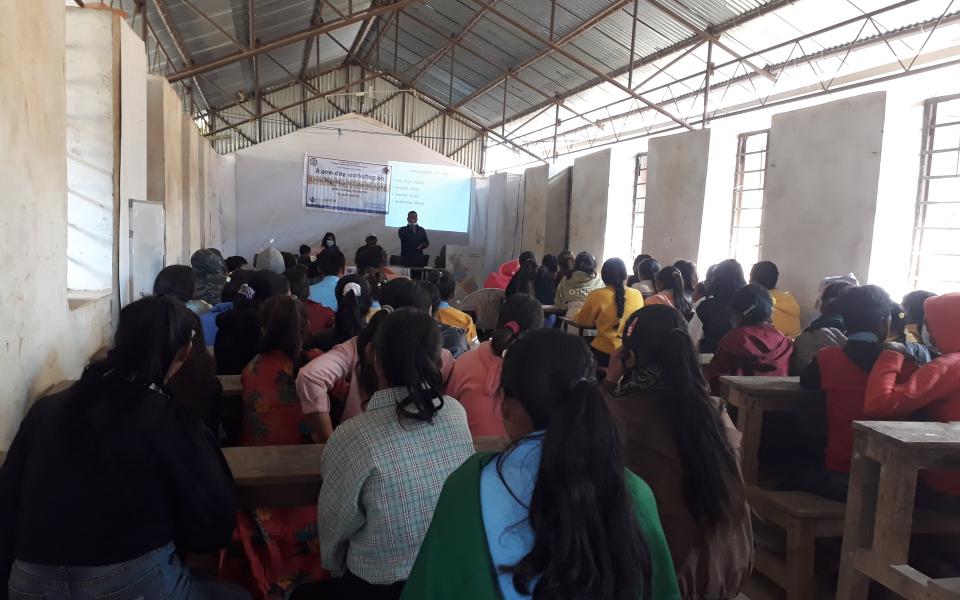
[398,211,429,266]
[320,232,339,253]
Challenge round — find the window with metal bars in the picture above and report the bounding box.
[911,94,960,293]
[729,130,770,267]
[631,153,648,258]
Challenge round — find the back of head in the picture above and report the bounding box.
[283,268,310,301]
[839,284,891,334]
[499,328,651,600]
[490,293,544,356]
[557,251,575,276]
[673,260,698,293]
[632,254,652,278]
[374,308,444,422]
[81,295,195,391]
[541,254,558,273]
[820,281,854,317]
[711,259,747,296]
[221,270,249,304]
[518,250,537,265]
[246,270,290,310]
[902,290,937,326]
[656,266,693,320]
[731,283,773,326]
[299,244,311,256]
[281,252,299,270]
[317,247,345,277]
[359,267,387,301]
[258,295,309,368]
[601,258,629,325]
[428,269,457,301]
[621,305,740,529]
[225,255,248,273]
[256,247,286,275]
[573,252,597,277]
[419,281,442,313]
[379,278,432,313]
[637,258,661,282]
[153,265,195,303]
[191,248,226,277]
[356,243,387,269]
[750,261,780,290]
[923,292,960,353]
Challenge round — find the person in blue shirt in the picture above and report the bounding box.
[309,248,345,310]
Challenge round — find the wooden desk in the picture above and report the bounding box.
[218,374,242,397]
[542,304,567,317]
[837,422,960,600]
[560,317,597,338]
[699,353,713,367]
[719,376,824,486]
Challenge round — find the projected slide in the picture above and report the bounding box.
[385,161,472,233]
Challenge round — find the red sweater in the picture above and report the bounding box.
[706,324,793,395]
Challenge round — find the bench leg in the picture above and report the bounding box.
[837,434,880,600]
[786,520,816,600]
[738,397,763,487]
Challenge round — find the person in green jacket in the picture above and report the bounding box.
[554,251,605,309]
[403,328,681,600]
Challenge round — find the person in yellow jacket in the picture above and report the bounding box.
[428,269,479,345]
[574,257,644,367]
[750,261,802,337]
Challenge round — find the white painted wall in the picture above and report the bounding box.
[763,93,886,322]
[545,168,570,254]
[230,114,472,261]
[1,1,117,450]
[521,164,549,259]
[644,129,711,266]
[569,149,612,258]
[119,22,148,306]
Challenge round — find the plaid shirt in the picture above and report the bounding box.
[318,386,475,584]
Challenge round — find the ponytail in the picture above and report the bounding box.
[334,276,372,343]
[373,308,445,422]
[659,266,693,321]
[500,329,652,600]
[600,257,629,328]
[491,293,544,356]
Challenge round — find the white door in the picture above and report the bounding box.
[128,199,165,304]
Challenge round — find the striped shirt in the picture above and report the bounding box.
[318,386,475,584]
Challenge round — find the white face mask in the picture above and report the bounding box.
[408,221,416,227]
[325,239,335,248]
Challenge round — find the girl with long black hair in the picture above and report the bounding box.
[696,259,747,353]
[306,309,474,599]
[405,328,680,600]
[605,305,752,599]
[647,266,694,321]
[573,257,644,368]
[313,274,373,352]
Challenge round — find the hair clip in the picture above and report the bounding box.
[237,284,255,301]
[343,282,362,297]
[504,321,520,335]
[380,304,395,314]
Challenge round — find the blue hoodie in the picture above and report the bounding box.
[200,302,233,345]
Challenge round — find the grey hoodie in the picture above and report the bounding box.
[256,247,285,274]
[555,270,604,307]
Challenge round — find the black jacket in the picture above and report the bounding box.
[399,225,429,257]
[214,308,260,375]
[697,293,739,353]
[0,382,235,592]
[439,322,469,359]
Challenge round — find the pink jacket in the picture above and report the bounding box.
[444,341,507,437]
[296,337,455,422]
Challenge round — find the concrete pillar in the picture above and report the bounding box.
[569,149,612,258]
[521,164,549,258]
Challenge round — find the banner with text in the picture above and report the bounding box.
[303,156,391,215]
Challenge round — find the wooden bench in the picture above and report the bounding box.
[720,376,824,486]
[217,374,242,397]
[838,421,960,600]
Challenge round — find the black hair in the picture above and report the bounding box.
[321,232,337,247]
[153,265,195,303]
[221,270,249,303]
[427,269,457,301]
[571,251,597,278]
[499,328,652,600]
[673,260,698,295]
[258,295,311,374]
[234,270,289,312]
[840,285,891,334]
[710,259,746,296]
[79,295,195,393]
[374,308,445,422]
[317,248,345,277]
[356,244,388,269]
[600,258,629,327]
[890,301,908,343]
[380,278,433,313]
[225,256,248,273]
[357,309,391,398]
[334,274,373,343]
[421,281,442,314]
[820,281,854,317]
[541,254,558,273]
[490,294,544,356]
[207,248,224,259]
[508,259,538,296]
[621,305,742,530]
[632,254,652,279]
[636,258,661,282]
[902,290,937,326]
[557,250,575,280]
[518,250,537,265]
[657,266,693,320]
[299,244,311,256]
[283,268,310,301]
[731,283,773,326]
[359,267,387,302]
[750,260,780,290]
[280,252,297,270]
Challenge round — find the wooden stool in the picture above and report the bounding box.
[837,421,960,600]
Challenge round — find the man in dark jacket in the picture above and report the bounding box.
[398,211,429,261]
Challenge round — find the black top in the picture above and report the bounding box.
[0,381,235,590]
[215,309,260,375]
[355,244,387,269]
[696,293,739,353]
[398,224,429,257]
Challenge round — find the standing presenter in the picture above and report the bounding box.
[398,210,429,266]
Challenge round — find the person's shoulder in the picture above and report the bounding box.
[623,468,658,507]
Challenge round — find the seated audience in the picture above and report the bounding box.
[154,266,222,433]
[314,275,373,352]
[360,267,387,311]
[0,296,241,600]
[355,233,388,270]
[419,281,470,358]
[192,248,229,307]
[864,292,960,498]
[296,279,460,435]
[429,269,478,345]
[484,251,533,290]
[801,285,925,500]
[705,283,793,394]
[631,257,661,298]
[604,305,752,599]
[627,254,652,287]
[554,251,604,308]
[309,248,345,310]
[281,252,299,271]
[226,255,249,275]
[903,289,937,343]
[533,254,559,306]
[304,309,475,599]
[812,273,860,319]
[574,258,644,368]
[298,243,313,267]
[445,294,543,436]
[215,270,290,375]
[790,281,852,375]
[750,261,802,337]
[505,257,538,297]
[696,259,747,353]
[555,250,575,285]
[405,328,681,600]
[319,231,338,253]
[255,246,286,275]
[284,268,335,337]
[646,266,694,320]
[673,260,698,305]
[201,270,247,348]
[155,264,211,315]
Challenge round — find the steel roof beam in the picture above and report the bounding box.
[410,0,497,85]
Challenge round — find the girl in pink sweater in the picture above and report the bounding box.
[445,294,544,436]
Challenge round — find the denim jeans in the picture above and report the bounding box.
[8,543,250,600]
